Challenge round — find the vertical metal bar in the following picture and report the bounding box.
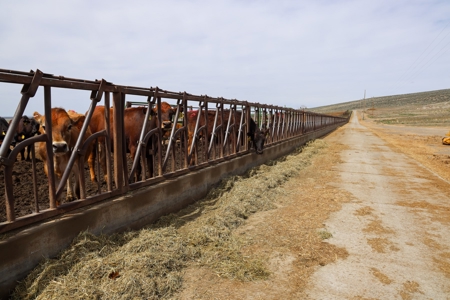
[95,139,101,194]
[43,86,57,208]
[113,91,124,191]
[3,164,14,222]
[104,92,112,191]
[219,100,224,159]
[245,103,251,152]
[156,92,163,176]
[232,105,237,154]
[31,143,39,213]
[203,99,208,161]
[78,155,86,200]
[182,93,188,169]
[121,93,129,188]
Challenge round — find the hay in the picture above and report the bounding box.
[12,140,328,299]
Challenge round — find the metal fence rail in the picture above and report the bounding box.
[0,68,348,234]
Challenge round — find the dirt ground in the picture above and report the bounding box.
[175,111,450,299]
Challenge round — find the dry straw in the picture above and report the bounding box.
[12,140,328,300]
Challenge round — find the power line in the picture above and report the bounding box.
[398,19,450,84]
[399,20,450,81]
[406,37,450,82]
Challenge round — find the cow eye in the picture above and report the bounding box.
[68,124,72,131]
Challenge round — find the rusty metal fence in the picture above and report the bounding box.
[0,69,348,234]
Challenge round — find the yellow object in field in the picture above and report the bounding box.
[442,137,450,145]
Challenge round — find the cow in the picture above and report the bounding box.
[67,110,96,183]
[0,117,9,150]
[88,102,177,182]
[10,115,40,161]
[186,110,268,164]
[33,108,94,203]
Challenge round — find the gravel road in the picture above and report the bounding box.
[305,111,450,299]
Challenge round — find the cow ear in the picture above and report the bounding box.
[33,111,42,122]
[72,115,86,128]
[68,112,84,123]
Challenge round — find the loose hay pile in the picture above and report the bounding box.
[12,140,329,300]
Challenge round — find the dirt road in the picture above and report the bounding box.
[306,112,450,299]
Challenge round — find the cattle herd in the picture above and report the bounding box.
[0,103,268,216]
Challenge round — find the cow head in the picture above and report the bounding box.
[33,108,75,156]
[30,118,40,136]
[0,117,9,141]
[11,116,40,145]
[151,102,178,130]
[248,127,269,154]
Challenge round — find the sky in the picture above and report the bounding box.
[0,0,449,116]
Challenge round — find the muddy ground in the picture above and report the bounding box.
[0,141,190,223]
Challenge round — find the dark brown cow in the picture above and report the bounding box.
[0,117,10,153]
[34,108,94,202]
[88,102,176,181]
[10,115,40,161]
[186,110,268,164]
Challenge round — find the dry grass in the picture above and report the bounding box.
[370,268,392,285]
[12,140,334,300]
[396,200,450,225]
[366,237,399,253]
[355,206,373,216]
[363,220,395,235]
[399,280,423,300]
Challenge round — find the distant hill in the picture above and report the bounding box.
[310,89,450,114]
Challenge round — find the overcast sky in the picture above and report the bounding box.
[1,0,449,116]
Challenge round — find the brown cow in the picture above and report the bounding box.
[186,110,268,164]
[67,110,96,182]
[88,102,177,181]
[34,108,94,202]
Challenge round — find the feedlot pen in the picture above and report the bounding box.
[0,69,348,296]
